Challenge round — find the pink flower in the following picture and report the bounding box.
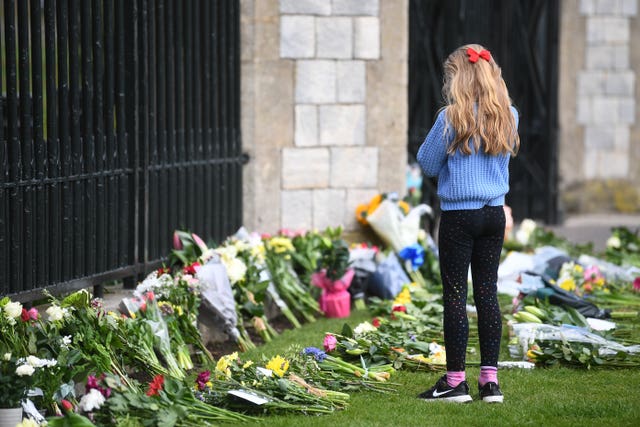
[61,399,74,412]
[191,233,208,252]
[323,334,337,352]
[173,231,183,250]
[583,265,602,283]
[196,370,211,390]
[634,277,640,292]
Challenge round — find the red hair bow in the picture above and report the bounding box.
[466,47,491,63]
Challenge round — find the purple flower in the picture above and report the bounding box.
[302,346,327,362]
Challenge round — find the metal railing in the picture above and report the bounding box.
[1,0,244,301]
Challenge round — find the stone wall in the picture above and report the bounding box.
[242,0,407,233]
[560,0,640,214]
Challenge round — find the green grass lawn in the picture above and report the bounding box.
[224,309,640,427]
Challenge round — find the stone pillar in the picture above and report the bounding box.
[559,0,639,213]
[242,0,408,232]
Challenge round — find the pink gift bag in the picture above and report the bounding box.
[311,269,355,318]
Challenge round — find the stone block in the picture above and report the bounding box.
[280,0,332,15]
[585,45,615,69]
[613,46,630,69]
[605,71,635,96]
[354,17,380,60]
[621,0,638,15]
[282,147,330,189]
[595,0,621,15]
[281,190,312,230]
[295,60,336,103]
[280,15,315,58]
[316,17,353,59]
[618,98,635,124]
[584,125,615,148]
[576,96,592,124]
[379,0,407,61]
[614,125,631,149]
[330,147,378,188]
[586,17,629,43]
[592,97,619,124]
[332,0,379,16]
[295,105,319,146]
[319,105,366,145]
[313,189,347,230]
[366,60,408,147]
[254,0,281,61]
[254,61,294,148]
[600,150,630,177]
[577,71,606,95]
[337,60,366,102]
[580,0,596,14]
[377,145,408,195]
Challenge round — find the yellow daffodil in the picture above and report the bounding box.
[558,277,576,292]
[265,355,289,378]
[393,287,411,306]
[243,360,254,369]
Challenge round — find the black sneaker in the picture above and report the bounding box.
[418,375,472,403]
[479,381,504,403]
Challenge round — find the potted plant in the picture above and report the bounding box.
[311,227,354,318]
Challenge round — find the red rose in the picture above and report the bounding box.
[61,399,74,412]
[372,317,381,327]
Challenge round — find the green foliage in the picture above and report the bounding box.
[317,226,352,281]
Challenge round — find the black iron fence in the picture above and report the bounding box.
[1,0,244,301]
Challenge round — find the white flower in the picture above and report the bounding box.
[16,364,35,376]
[4,301,23,319]
[61,335,72,349]
[353,321,377,336]
[224,258,247,284]
[26,355,42,367]
[46,305,66,322]
[515,219,537,245]
[79,388,106,412]
[606,236,621,249]
[3,352,11,361]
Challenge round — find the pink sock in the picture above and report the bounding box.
[446,371,465,388]
[479,366,498,387]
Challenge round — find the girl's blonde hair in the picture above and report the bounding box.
[442,44,520,156]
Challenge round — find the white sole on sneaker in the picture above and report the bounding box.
[421,395,473,403]
[482,395,504,403]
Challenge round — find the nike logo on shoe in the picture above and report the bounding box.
[432,389,453,397]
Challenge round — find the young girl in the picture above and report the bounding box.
[416,44,519,403]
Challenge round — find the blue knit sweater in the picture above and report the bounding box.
[417,107,519,211]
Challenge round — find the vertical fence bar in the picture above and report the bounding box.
[140,0,150,267]
[5,0,23,292]
[191,0,203,235]
[201,0,212,240]
[219,0,230,237]
[165,0,177,244]
[183,0,194,231]
[146,0,158,260]
[104,0,117,273]
[232,0,242,231]
[210,0,221,241]
[69,0,85,278]
[116,0,128,267]
[18,0,34,290]
[57,0,73,281]
[44,0,60,284]
[31,0,48,289]
[123,0,139,288]
[0,1,6,292]
[173,0,185,235]
[92,0,105,273]
[151,0,165,259]
[82,0,95,275]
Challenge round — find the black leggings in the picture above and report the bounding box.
[438,205,505,371]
